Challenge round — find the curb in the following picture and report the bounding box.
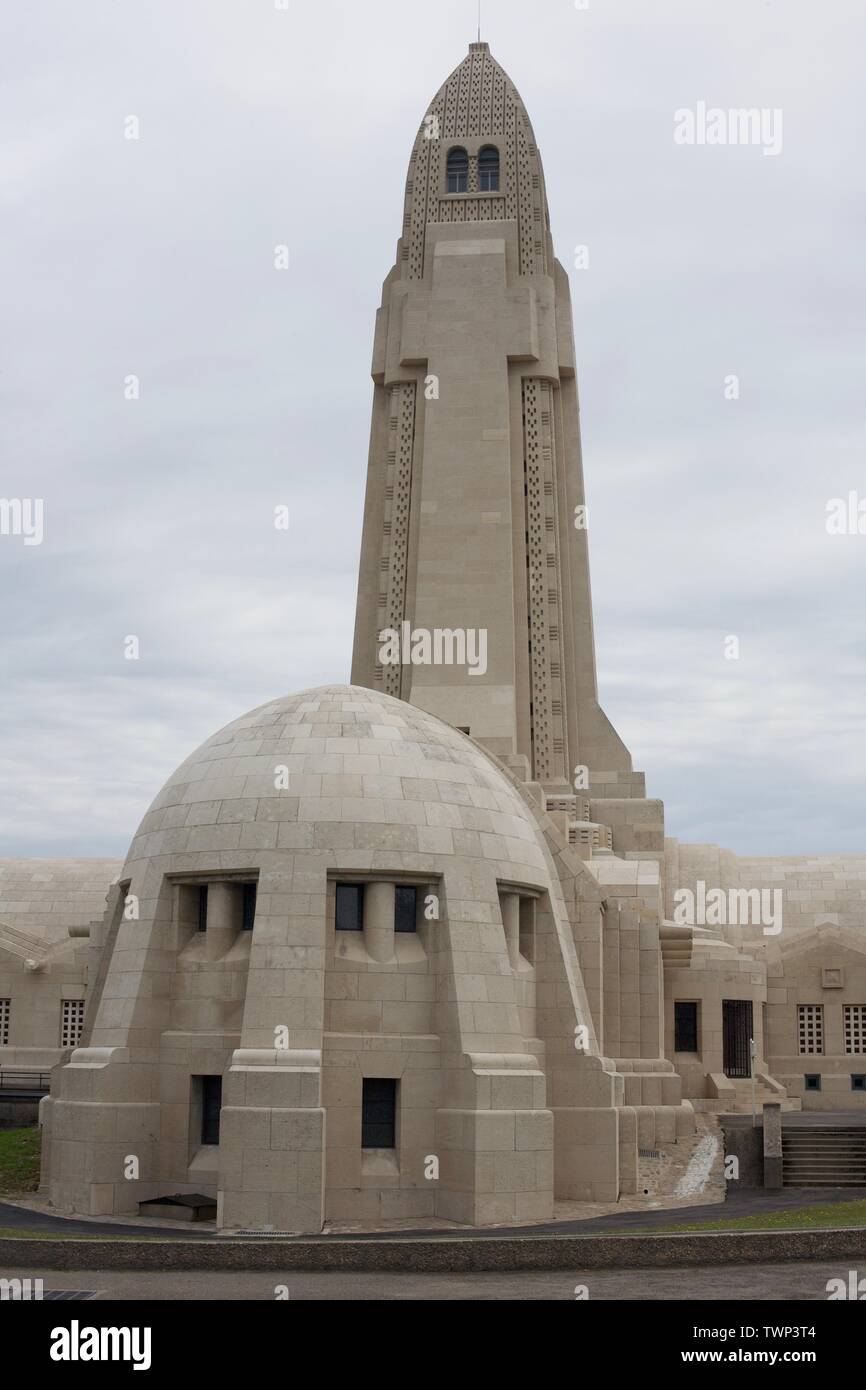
[2,1228,866,1272]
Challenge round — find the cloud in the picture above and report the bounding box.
[1,0,865,857]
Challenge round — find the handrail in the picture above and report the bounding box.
[0,1070,51,1090]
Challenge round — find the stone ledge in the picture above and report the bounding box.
[2,1227,866,1272]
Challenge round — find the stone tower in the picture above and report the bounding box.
[351,41,645,809]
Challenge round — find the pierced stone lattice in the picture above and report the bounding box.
[844,1005,866,1055]
[523,380,567,784]
[798,1004,824,1055]
[60,998,85,1049]
[376,383,417,697]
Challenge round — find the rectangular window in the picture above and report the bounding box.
[0,999,9,1047]
[852,1075,866,1092]
[335,883,364,931]
[242,882,257,932]
[675,1002,699,1053]
[362,1078,397,1149]
[60,999,85,1049]
[394,885,417,934]
[200,1075,222,1145]
[844,1005,866,1054]
[804,1073,822,1092]
[798,1004,824,1055]
[197,884,208,932]
[518,898,535,965]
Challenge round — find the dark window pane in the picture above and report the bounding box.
[200,1075,222,1145]
[394,886,417,934]
[336,883,364,931]
[362,1078,397,1148]
[447,146,469,194]
[242,882,257,931]
[197,885,208,932]
[805,1074,821,1091]
[479,144,500,191]
[675,1002,698,1053]
[852,1075,866,1091]
[518,898,535,964]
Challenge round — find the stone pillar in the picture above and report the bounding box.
[205,883,236,960]
[763,1102,783,1189]
[500,893,520,971]
[364,882,395,964]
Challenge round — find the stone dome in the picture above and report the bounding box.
[126,684,552,888]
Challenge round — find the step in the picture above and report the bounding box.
[783,1165,866,1174]
[783,1180,866,1187]
[784,1143,866,1152]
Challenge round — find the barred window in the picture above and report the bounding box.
[844,1005,866,1055]
[478,144,500,191]
[798,1004,824,1055]
[0,998,10,1046]
[60,999,85,1049]
[447,146,469,193]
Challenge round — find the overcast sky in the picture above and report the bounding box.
[2,0,865,860]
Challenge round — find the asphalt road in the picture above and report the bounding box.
[0,1261,856,1300]
[2,1185,865,1239]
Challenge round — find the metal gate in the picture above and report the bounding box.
[722,999,753,1078]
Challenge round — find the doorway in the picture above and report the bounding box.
[722,999,753,1078]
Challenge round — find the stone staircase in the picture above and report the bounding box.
[693,1075,801,1115]
[782,1126,866,1186]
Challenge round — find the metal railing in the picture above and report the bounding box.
[0,1070,51,1092]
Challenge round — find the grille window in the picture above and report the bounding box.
[798,1005,824,1055]
[362,1078,397,1149]
[60,1000,85,1049]
[335,884,364,932]
[844,1005,866,1054]
[0,999,9,1046]
[394,885,417,934]
[675,1002,699,1053]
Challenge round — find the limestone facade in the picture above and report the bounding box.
[0,861,119,1071]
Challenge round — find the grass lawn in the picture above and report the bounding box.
[620,1198,866,1234]
[0,1127,42,1196]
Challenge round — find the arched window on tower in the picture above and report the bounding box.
[478,145,500,192]
[447,146,469,194]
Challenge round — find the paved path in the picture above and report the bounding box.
[0,1261,852,1300]
[2,1185,864,1240]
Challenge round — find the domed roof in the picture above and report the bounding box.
[126,685,551,886]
